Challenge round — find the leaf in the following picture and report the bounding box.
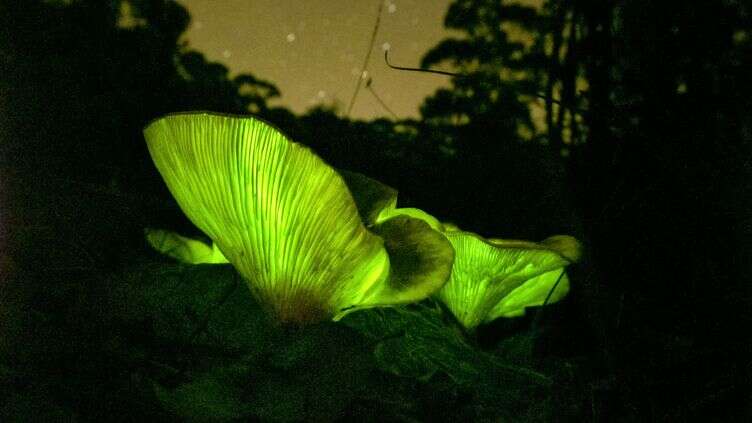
[341,303,551,388]
[342,304,478,384]
[373,335,438,381]
[138,264,240,345]
[153,364,252,422]
[114,262,274,357]
[247,323,375,422]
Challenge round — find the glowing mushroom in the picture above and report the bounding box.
[436,230,581,330]
[144,112,453,324]
[145,228,229,264]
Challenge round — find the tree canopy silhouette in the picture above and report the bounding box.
[1,0,280,190]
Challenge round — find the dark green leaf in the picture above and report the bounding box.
[248,323,375,422]
[153,364,252,422]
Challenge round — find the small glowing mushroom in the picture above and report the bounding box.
[145,228,229,264]
[436,231,581,330]
[144,112,453,324]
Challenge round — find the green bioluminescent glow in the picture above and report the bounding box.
[436,230,581,330]
[145,228,229,264]
[144,112,453,324]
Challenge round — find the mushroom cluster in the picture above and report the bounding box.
[144,112,580,328]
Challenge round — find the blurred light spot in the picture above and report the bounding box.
[117,1,146,29]
[388,3,397,13]
[361,70,369,80]
[222,49,232,58]
[286,33,296,42]
[317,90,326,98]
[733,30,747,45]
[381,42,391,51]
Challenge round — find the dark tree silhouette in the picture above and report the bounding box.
[571,0,752,419]
[420,0,538,136]
[415,0,575,239]
[418,0,752,419]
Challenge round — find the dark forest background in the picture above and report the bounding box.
[1,0,751,421]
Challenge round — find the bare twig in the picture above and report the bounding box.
[384,50,458,77]
[384,49,587,114]
[365,78,398,119]
[346,1,384,117]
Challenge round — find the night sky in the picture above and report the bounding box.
[177,0,456,120]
